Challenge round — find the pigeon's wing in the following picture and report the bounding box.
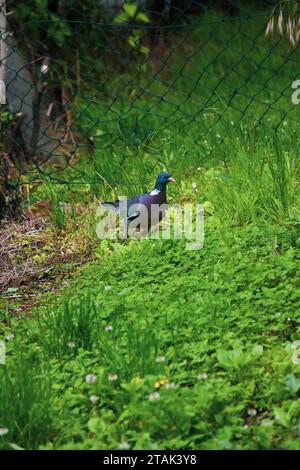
[125,194,144,222]
[127,206,140,222]
[127,211,140,221]
[101,193,151,222]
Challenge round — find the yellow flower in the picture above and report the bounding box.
[134,376,142,385]
[154,378,169,388]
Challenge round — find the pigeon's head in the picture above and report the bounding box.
[155,172,176,191]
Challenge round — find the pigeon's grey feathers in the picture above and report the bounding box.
[100,172,175,228]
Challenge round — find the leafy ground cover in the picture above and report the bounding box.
[1,214,300,450]
[1,10,300,450]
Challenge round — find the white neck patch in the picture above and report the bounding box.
[150,189,161,196]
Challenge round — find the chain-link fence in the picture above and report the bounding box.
[1,0,300,200]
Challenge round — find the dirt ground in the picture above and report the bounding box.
[0,211,94,314]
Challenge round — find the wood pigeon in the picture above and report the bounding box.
[101,172,175,231]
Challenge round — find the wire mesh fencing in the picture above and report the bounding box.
[1,0,300,197]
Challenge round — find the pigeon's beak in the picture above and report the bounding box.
[167,177,176,183]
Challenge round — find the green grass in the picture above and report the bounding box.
[34,10,300,201]
[1,9,300,450]
[65,10,300,198]
[1,220,300,449]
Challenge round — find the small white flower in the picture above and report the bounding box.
[95,301,100,307]
[149,392,160,401]
[118,441,130,449]
[164,382,175,389]
[197,372,208,380]
[155,356,165,363]
[105,325,113,332]
[197,167,201,171]
[108,373,118,381]
[41,63,49,75]
[89,395,99,404]
[247,408,257,417]
[216,134,221,139]
[104,285,112,292]
[262,419,272,427]
[85,374,97,384]
[0,428,9,436]
[6,333,14,341]
[192,182,197,189]
[68,341,75,348]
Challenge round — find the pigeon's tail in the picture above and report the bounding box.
[101,201,120,212]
